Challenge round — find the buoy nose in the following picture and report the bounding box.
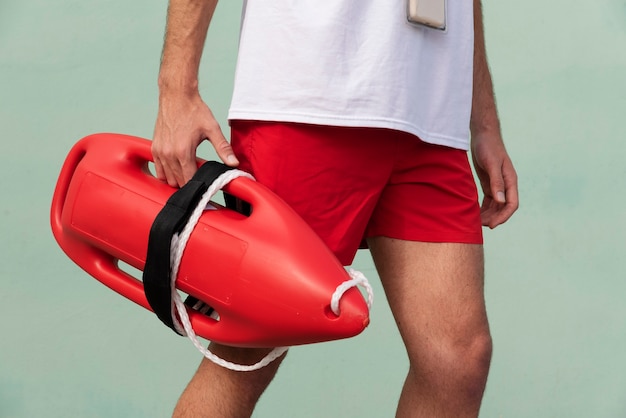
[320,267,373,339]
[321,285,371,340]
[363,316,370,328]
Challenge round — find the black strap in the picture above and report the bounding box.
[143,161,233,334]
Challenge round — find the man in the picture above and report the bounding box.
[152,0,518,416]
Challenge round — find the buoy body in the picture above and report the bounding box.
[51,133,369,347]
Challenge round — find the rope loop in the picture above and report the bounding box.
[169,170,290,372]
[167,169,373,371]
[330,268,374,316]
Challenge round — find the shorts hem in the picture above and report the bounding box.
[364,231,483,245]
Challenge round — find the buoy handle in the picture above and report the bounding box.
[50,135,156,312]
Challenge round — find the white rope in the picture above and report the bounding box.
[170,169,289,372]
[331,268,374,316]
[169,169,254,334]
[167,169,372,371]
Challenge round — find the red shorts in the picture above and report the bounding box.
[230,121,482,265]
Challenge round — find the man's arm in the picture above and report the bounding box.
[153,0,238,188]
[470,0,518,228]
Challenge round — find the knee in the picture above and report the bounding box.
[408,330,493,401]
[456,331,493,392]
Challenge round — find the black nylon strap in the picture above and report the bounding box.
[143,161,233,334]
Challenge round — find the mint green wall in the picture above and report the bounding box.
[1,1,625,416]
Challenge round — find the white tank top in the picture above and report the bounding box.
[228,0,474,150]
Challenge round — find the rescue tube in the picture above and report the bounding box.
[50,133,371,348]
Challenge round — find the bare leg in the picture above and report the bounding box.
[172,344,286,418]
[368,237,492,418]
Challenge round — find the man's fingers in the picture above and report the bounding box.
[153,157,167,182]
[492,159,519,227]
[160,159,185,188]
[152,137,199,187]
[207,127,239,167]
[480,196,499,228]
[503,159,519,210]
[214,139,239,167]
[481,190,518,229]
[152,99,238,186]
[154,153,189,187]
[180,157,200,185]
[488,163,507,204]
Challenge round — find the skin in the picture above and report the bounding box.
[367,239,490,417]
[154,1,519,416]
[153,0,239,189]
[470,0,519,228]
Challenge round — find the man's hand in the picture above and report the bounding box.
[470,0,518,228]
[152,92,238,188]
[152,0,238,188]
[471,132,518,229]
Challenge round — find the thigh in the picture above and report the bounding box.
[368,238,489,366]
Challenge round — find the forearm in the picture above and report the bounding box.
[158,0,218,96]
[470,0,500,137]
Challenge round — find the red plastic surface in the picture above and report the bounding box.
[50,133,370,347]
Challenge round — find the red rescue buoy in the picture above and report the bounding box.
[50,133,370,348]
